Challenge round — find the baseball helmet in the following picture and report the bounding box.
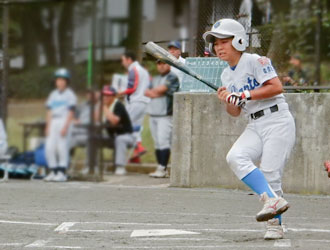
[203,19,247,52]
[54,68,71,80]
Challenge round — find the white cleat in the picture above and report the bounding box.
[264,218,284,240]
[114,166,127,176]
[52,172,68,182]
[149,165,167,178]
[256,192,290,222]
[43,171,56,182]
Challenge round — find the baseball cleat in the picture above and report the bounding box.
[149,165,167,178]
[324,161,330,178]
[256,192,290,222]
[114,166,127,176]
[52,172,68,182]
[44,171,56,182]
[264,218,284,240]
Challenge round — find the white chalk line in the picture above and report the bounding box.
[110,246,271,249]
[0,243,23,246]
[25,240,50,248]
[0,219,57,226]
[54,222,77,233]
[3,209,330,222]
[274,239,291,247]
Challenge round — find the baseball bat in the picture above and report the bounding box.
[145,41,218,91]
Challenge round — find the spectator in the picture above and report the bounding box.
[69,89,100,172]
[102,86,134,175]
[145,60,180,178]
[167,40,186,84]
[283,55,309,87]
[44,68,77,182]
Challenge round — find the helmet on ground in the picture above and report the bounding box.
[54,68,71,80]
[203,19,247,52]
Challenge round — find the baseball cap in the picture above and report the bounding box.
[168,40,181,50]
[102,85,117,96]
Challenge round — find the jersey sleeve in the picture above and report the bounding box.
[253,56,278,84]
[113,102,125,118]
[164,73,180,96]
[68,91,77,110]
[125,68,139,95]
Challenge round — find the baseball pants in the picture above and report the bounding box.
[226,105,296,195]
[115,133,136,166]
[126,101,148,143]
[149,116,172,150]
[45,118,72,169]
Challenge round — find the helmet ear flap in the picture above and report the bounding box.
[232,36,246,51]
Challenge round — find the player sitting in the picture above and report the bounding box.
[203,19,296,240]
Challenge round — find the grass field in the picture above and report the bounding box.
[7,99,157,164]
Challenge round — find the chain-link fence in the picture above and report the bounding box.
[194,0,329,83]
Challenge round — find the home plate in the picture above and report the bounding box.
[130,229,200,237]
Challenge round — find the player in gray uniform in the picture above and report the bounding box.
[145,60,179,178]
[167,41,186,85]
[0,119,8,157]
[44,68,77,182]
[203,19,295,240]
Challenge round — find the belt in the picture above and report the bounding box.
[250,105,279,120]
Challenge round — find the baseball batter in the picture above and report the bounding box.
[203,19,296,240]
[44,68,77,182]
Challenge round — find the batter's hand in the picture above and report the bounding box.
[226,90,251,107]
[217,87,231,102]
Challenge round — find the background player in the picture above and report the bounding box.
[167,40,185,85]
[203,19,296,240]
[145,60,179,178]
[118,51,150,160]
[44,68,77,182]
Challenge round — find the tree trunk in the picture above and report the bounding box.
[21,6,38,70]
[126,0,142,60]
[58,1,74,67]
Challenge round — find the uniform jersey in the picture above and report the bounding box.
[125,61,150,104]
[171,56,186,84]
[147,72,179,116]
[221,53,285,114]
[46,88,77,118]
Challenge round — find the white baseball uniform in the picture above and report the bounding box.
[45,88,77,169]
[0,119,8,156]
[124,61,150,142]
[222,53,296,195]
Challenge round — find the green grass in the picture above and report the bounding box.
[7,99,157,164]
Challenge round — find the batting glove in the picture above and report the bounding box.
[226,90,251,107]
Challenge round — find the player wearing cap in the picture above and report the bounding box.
[145,60,180,178]
[102,86,134,175]
[203,19,296,240]
[44,68,77,182]
[119,51,150,160]
[167,40,186,85]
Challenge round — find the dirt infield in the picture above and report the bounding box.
[0,174,330,249]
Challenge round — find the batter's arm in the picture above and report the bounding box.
[61,109,75,137]
[45,109,52,136]
[249,77,283,100]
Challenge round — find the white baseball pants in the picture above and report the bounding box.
[226,105,296,194]
[45,118,72,169]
